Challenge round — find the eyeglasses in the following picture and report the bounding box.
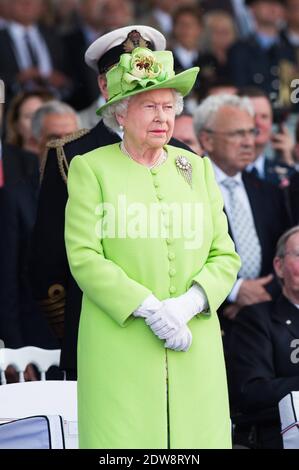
[204,128,259,140]
[284,251,299,259]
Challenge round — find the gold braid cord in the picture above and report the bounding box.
[41,128,90,185]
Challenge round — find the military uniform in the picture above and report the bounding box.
[30,119,193,377]
[228,33,296,100]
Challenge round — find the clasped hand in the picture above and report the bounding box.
[133,286,206,352]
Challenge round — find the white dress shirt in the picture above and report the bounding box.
[212,162,262,301]
[173,45,198,70]
[8,21,53,77]
[246,153,266,179]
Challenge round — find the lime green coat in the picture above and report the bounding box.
[65,144,240,449]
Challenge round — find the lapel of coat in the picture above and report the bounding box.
[272,294,299,340]
[96,120,121,147]
[242,171,265,249]
[3,30,20,72]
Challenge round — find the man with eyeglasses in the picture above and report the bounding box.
[229,226,299,448]
[193,94,290,349]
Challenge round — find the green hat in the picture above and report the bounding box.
[97,47,199,115]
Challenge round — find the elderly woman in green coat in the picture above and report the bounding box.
[65,45,241,449]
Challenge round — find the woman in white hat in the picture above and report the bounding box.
[65,44,240,449]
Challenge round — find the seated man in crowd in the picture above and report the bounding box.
[193,94,290,348]
[229,226,299,449]
[172,112,203,156]
[31,99,80,171]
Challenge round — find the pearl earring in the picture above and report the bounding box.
[119,125,124,131]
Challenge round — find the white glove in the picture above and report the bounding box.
[165,325,192,352]
[133,294,162,319]
[146,284,207,340]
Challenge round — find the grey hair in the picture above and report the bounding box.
[31,100,80,140]
[193,94,254,136]
[102,91,184,133]
[275,226,299,258]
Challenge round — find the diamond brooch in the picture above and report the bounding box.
[175,156,192,188]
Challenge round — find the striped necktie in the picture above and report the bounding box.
[24,31,38,67]
[222,177,262,279]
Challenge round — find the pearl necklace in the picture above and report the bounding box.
[120,142,167,169]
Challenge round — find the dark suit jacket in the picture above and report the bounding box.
[228,34,296,97]
[220,172,290,350]
[231,172,289,277]
[288,171,299,225]
[0,25,69,100]
[63,28,99,111]
[0,144,58,348]
[264,159,296,188]
[228,295,299,448]
[173,47,231,100]
[172,51,201,96]
[31,120,194,375]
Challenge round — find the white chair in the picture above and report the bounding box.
[0,347,61,384]
[0,381,78,448]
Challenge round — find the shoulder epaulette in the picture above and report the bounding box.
[40,128,90,185]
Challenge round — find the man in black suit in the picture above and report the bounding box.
[229,226,299,448]
[0,99,81,381]
[62,0,104,111]
[194,94,289,337]
[31,25,194,380]
[0,142,59,352]
[0,0,71,103]
[228,0,295,98]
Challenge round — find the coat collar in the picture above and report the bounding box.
[272,294,299,339]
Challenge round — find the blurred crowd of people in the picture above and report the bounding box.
[1,0,299,449]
